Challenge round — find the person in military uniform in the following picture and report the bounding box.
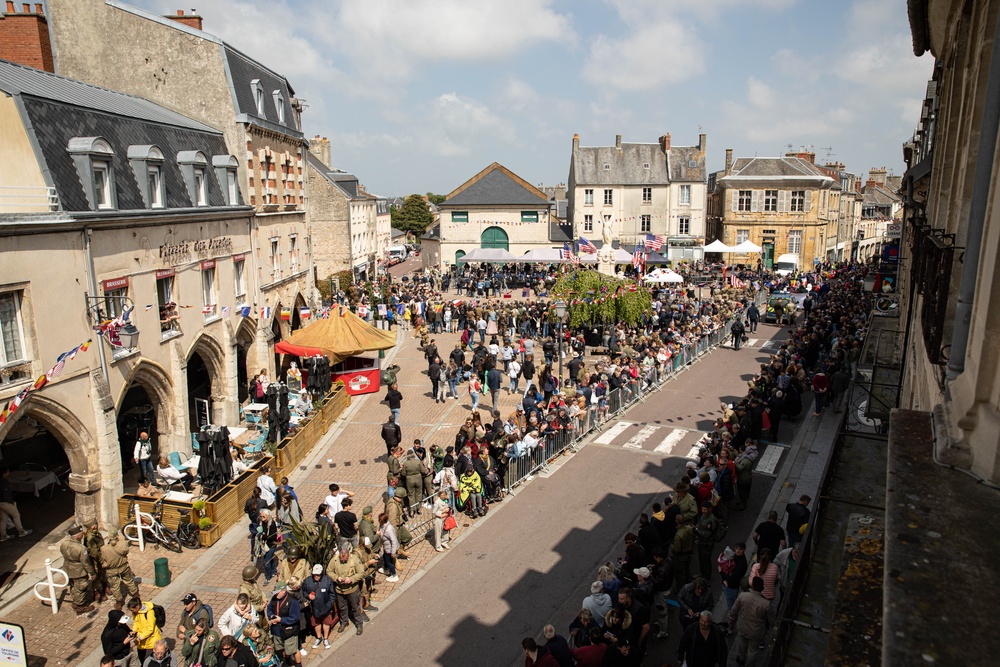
[100,531,138,611]
[327,545,366,635]
[386,487,410,559]
[239,564,267,615]
[358,505,382,553]
[352,536,379,613]
[277,544,310,588]
[180,618,222,667]
[60,523,95,614]
[85,522,110,603]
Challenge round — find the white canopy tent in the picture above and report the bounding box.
[579,248,634,264]
[459,248,518,262]
[645,268,684,284]
[518,248,566,263]
[730,240,763,253]
[703,240,733,252]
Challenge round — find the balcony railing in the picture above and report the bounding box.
[910,222,955,364]
[0,186,60,212]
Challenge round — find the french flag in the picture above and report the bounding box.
[261,306,272,320]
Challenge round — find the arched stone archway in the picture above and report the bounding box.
[117,358,177,450]
[186,332,231,427]
[236,317,257,403]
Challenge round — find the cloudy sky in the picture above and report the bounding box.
[135,0,932,197]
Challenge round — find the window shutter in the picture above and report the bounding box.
[804,191,813,212]
[731,190,738,212]
[778,190,790,213]
[751,190,762,212]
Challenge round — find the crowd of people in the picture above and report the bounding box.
[518,262,872,667]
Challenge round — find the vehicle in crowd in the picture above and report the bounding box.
[764,291,805,323]
[774,253,800,277]
[404,243,421,257]
[388,244,408,265]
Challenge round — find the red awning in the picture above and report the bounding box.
[273,341,324,357]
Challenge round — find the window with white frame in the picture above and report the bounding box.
[227,171,239,203]
[736,229,750,244]
[791,190,805,212]
[604,189,613,206]
[584,189,593,206]
[69,137,117,211]
[642,187,652,204]
[738,190,752,212]
[93,162,113,209]
[289,235,299,271]
[194,167,207,206]
[640,215,651,232]
[103,287,127,321]
[213,154,240,205]
[788,230,803,255]
[147,165,164,208]
[764,190,778,212]
[270,238,280,274]
[0,291,28,373]
[679,184,691,205]
[252,79,265,117]
[678,216,690,235]
[603,163,610,171]
[234,257,246,305]
[202,265,216,319]
[584,214,593,232]
[643,162,650,170]
[273,91,285,124]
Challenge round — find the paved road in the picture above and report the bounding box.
[318,324,793,666]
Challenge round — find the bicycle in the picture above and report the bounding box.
[122,498,182,552]
[176,509,201,550]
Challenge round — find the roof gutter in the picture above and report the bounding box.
[946,9,1000,381]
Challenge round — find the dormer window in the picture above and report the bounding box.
[603,164,610,170]
[128,145,165,209]
[212,155,240,205]
[273,91,285,124]
[177,151,209,207]
[68,137,117,211]
[252,79,265,117]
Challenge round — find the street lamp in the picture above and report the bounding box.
[554,299,567,383]
[85,294,141,352]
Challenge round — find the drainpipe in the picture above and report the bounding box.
[947,12,1000,380]
[84,227,110,383]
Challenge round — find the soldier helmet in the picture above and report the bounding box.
[242,565,259,582]
[394,487,407,499]
[286,545,302,559]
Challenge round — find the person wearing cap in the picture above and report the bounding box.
[60,523,95,614]
[100,532,138,611]
[358,505,382,552]
[126,597,160,663]
[720,543,748,613]
[177,593,213,643]
[278,545,309,586]
[352,537,380,613]
[239,565,267,615]
[386,487,410,558]
[670,479,698,525]
[100,609,136,667]
[266,585,302,666]
[327,545,366,636]
[301,564,336,650]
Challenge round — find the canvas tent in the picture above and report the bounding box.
[274,308,396,364]
[645,268,684,284]
[731,240,763,253]
[703,240,732,252]
[519,248,566,263]
[458,248,518,262]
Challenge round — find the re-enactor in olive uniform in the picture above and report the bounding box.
[61,523,96,614]
[240,564,267,614]
[85,522,110,603]
[100,533,139,610]
[327,546,366,635]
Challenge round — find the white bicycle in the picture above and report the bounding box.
[122,498,182,552]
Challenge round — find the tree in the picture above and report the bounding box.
[550,270,651,329]
[391,194,434,234]
[426,192,446,205]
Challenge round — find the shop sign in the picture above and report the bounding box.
[886,223,902,239]
[159,236,234,265]
[101,276,129,291]
[200,259,216,270]
[155,268,176,279]
[0,622,26,667]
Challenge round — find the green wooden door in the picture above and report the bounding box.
[455,250,466,265]
[762,241,775,268]
[480,226,509,250]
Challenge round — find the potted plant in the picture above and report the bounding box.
[198,516,221,547]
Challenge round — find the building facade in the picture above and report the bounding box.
[0,61,253,526]
[568,133,707,261]
[717,150,839,268]
[43,0,314,377]
[429,162,553,270]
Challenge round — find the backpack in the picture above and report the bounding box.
[196,603,214,628]
[152,604,166,629]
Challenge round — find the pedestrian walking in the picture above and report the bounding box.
[730,318,745,350]
[133,432,155,482]
[469,374,482,411]
[381,414,402,457]
[327,545,366,636]
[727,577,775,666]
[385,383,403,423]
[100,534,138,611]
[61,523,95,614]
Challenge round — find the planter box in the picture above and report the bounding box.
[199,523,222,547]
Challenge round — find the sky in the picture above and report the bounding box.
[135,0,933,197]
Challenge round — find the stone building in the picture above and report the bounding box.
[567,132,707,261]
[716,150,839,268]
[816,163,864,262]
[426,162,554,270]
[41,0,314,377]
[0,60,252,526]
[858,168,902,261]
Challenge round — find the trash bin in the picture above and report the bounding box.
[154,557,170,587]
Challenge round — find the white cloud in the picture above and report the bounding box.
[581,21,706,91]
[746,77,775,109]
[419,93,516,157]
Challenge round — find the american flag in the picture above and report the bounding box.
[632,242,647,271]
[644,234,667,251]
[730,273,746,289]
[560,242,578,263]
[578,236,598,254]
[47,346,79,380]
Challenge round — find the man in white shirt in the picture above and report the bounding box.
[323,483,354,520]
[257,466,277,507]
[133,432,155,481]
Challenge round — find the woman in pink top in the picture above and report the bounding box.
[749,548,779,603]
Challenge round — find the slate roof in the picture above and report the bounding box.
[863,185,901,206]
[443,163,550,207]
[0,59,217,132]
[549,220,573,243]
[727,157,834,179]
[667,145,706,182]
[306,152,361,199]
[573,142,668,185]
[420,223,440,241]
[0,61,235,212]
[223,46,300,135]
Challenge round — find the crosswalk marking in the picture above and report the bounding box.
[653,428,689,454]
[623,424,659,449]
[755,445,784,476]
[595,420,633,445]
[746,339,759,347]
[685,445,702,459]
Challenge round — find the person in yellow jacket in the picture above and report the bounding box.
[458,468,485,518]
[127,597,161,664]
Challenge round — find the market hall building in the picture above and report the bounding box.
[0,60,254,528]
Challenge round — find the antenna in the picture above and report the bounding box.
[821,146,835,161]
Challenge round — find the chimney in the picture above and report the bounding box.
[308,135,331,167]
[865,178,879,190]
[699,133,706,153]
[0,2,54,72]
[868,167,888,185]
[725,149,733,176]
[572,133,579,154]
[659,133,671,152]
[786,150,816,164]
[166,9,203,31]
[615,134,622,150]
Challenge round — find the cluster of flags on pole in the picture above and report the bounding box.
[0,340,92,424]
[560,243,580,264]
[730,273,746,289]
[632,241,648,272]
[644,234,667,251]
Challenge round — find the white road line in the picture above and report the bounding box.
[653,428,689,454]
[595,421,633,445]
[746,339,759,347]
[755,445,784,476]
[623,424,659,449]
[684,445,702,460]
